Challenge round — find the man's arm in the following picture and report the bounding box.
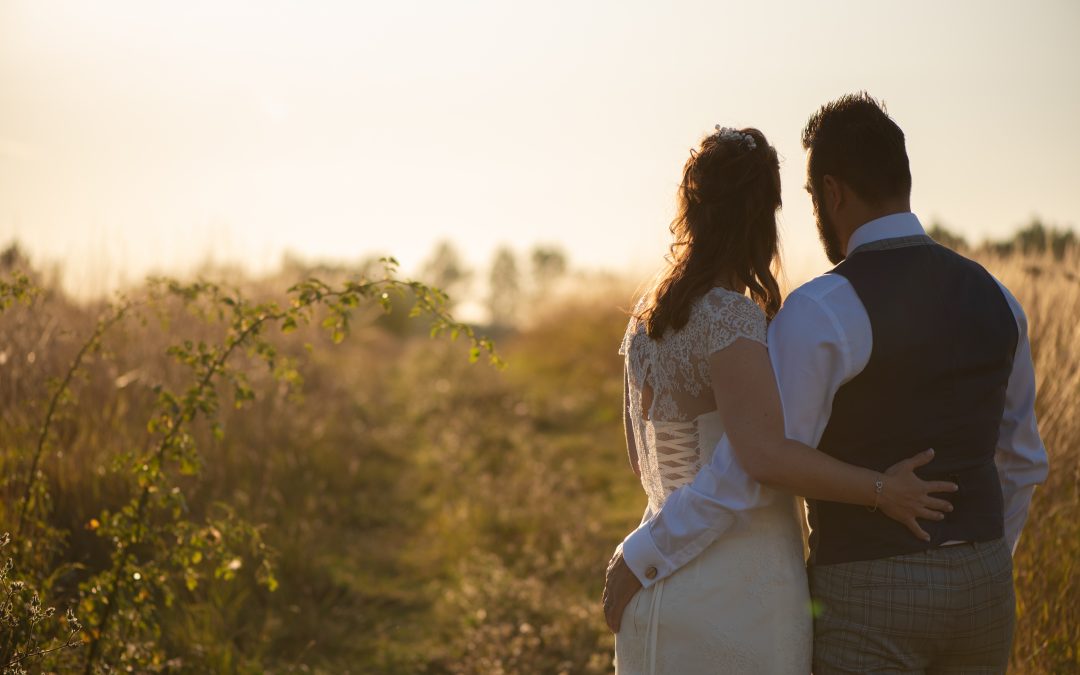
[994,283,1049,554]
[619,287,859,587]
[766,287,866,447]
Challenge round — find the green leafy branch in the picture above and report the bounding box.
[78,262,498,672]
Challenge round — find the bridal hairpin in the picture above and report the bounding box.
[714,125,757,151]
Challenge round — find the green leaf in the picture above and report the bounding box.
[179,455,199,476]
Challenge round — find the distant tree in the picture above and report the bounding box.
[487,247,521,327]
[1014,219,1076,259]
[926,221,968,251]
[1,242,31,273]
[421,241,472,309]
[988,218,1077,260]
[530,245,568,298]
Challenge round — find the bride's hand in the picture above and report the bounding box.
[878,448,959,541]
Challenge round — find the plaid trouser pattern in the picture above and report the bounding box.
[809,538,1015,674]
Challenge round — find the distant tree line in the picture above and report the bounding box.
[5,215,1070,333]
[927,218,1077,259]
[419,241,569,328]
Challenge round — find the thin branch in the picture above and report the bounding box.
[6,633,82,669]
[16,302,135,539]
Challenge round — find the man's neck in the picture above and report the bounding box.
[841,201,913,254]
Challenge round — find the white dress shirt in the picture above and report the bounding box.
[621,212,1049,588]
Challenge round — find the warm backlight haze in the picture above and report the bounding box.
[2,3,1079,671]
[1,0,1078,299]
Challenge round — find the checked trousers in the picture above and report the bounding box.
[809,538,1015,674]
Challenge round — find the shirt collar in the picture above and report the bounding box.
[845,212,926,255]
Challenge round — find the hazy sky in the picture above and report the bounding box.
[1,0,1078,299]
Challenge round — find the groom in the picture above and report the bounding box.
[604,93,1048,673]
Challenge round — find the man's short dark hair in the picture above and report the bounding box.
[802,92,912,205]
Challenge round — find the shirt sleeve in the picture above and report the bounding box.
[620,432,762,587]
[992,281,1049,554]
[620,287,857,586]
[768,289,864,447]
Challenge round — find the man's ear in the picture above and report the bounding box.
[821,174,844,215]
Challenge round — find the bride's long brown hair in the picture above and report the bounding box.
[641,127,783,339]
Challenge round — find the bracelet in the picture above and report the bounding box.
[868,477,885,512]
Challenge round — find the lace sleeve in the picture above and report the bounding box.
[618,295,649,356]
[703,291,767,355]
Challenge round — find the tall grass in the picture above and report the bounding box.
[0,248,1076,672]
[975,250,1080,673]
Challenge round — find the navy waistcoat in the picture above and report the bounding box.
[808,239,1018,566]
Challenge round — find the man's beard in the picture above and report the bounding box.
[816,210,845,264]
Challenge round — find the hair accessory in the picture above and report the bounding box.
[713,125,757,151]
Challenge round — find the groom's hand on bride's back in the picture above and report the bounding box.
[880,448,959,541]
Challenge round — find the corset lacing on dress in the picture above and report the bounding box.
[645,420,702,509]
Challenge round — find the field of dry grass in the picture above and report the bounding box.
[0,247,1076,673]
[972,250,1080,673]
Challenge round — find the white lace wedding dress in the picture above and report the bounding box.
[614,287,812,674]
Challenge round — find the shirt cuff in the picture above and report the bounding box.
[1004,485,1037,555]
[620,520,672,589]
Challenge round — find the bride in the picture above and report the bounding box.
[604,125,958,674]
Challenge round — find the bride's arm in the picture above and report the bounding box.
[623,368,641,478]
[709,338,957,539]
